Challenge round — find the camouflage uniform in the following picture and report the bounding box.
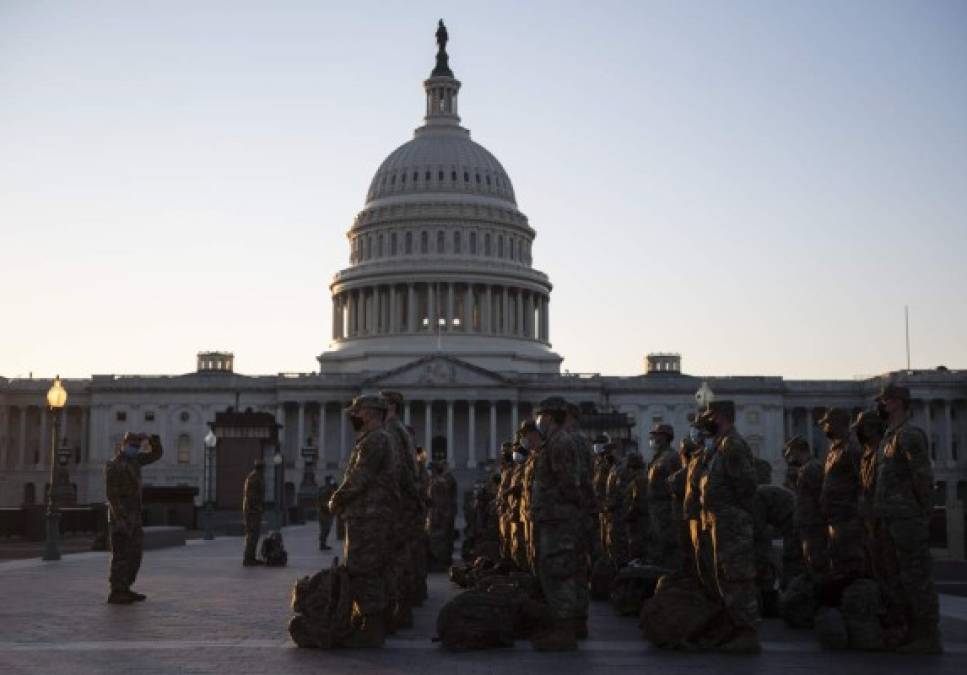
[316,481,336,550]
[874,404,939,647]
[571,429,597,581]
[700,425,760,631]
[531,427,588,627]
[383,413,421,624]
[753,485,796,605]
[105,435,163,595]
[507,460,528,570]
[426,463,458,569]
[330,421,400,622]
[624,457,649,562]
[604,455,634,568]
[521,448,539,573]
[413,453,430,600]
[668,440,695,575]
[646,433,681,568]
[855,411,886,582]
[821,435,864,579]
[592,451,614,555]
[794,457,829,578]
[685,449,716,592]
[242,465,265,564]
[496,452,516,562]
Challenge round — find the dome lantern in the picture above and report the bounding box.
[424,20,461,128]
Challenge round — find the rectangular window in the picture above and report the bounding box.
[116,411,127,422]
[144,411,155,422]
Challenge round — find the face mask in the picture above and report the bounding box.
[689,428,702,443]
[648,438,656,449]
[592,443,606,455]
[123,443,140,458]
[535,416,550,438]
[512,451,525,464]
[703,438,716,455]
[520,437,532,451]
[350,415,365,432]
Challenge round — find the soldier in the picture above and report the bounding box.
[328,395,400,648]
[784,436,829,580]
[426,459,458,569]
[818,407,864,581]
[591,435,614,556]
[873,384,942,653]
[412,437,431,602]
[564,402,597,578]
[496,441,516,563]
[474,460,502,560]
[240,459,266,566]
[623,451,649,562]
[853,410,886,579]
[646,424,681,568]
[686,413,717,592]
[669,431,700,575]
[603,441,634,569]
[529,397,587,650]
[316,476,337,551]
[509,421,534,570]
[699,400,761,653]
[380,390,421,630]
[520,421,541,575]
[105,432,163,604]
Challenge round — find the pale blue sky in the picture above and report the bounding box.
[1,0,965,380]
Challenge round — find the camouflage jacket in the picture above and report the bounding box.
[385,416,421,513]
[683,451,709,521]
[794,459,825,529]
[496,463,515,519]
[604,457,635,515]
[667,464,688,522]
[782,462,800,491]
[700,427,758,516]
[646,447,681,503]
[874,413,933,519]
[521,450,539,521]
[415,459,430,512]
[592,454,614,514]
[573,431,597,515]
[754,484,796,538]
[858,444,878,521]
[428,469,458,523]
[820,437,862,521]
[506,463,525,522]
[331,427,400,519]
[530,429,583,522]
[243,469,265,517]
[104,436,163,526]
[625,470,649,523]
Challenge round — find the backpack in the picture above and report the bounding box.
[815,606,848,650]
[288,558,354,649]
[260,531,288,566]
[609,564,668,616]
[780,573,817,629]
[590,556,616,601]
[640,574,733,650]
[436,585,551,650]
[840,579,884,650]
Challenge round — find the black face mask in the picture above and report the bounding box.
[350,415,365,432]
[876,403,889,420]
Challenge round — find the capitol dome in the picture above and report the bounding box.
[318,21,560,376]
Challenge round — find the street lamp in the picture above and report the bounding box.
[273,450,284,530]
[43,376,68,561]
[203,429,217,540]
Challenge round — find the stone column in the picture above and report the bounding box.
[338,404,348,463]
[368,288,376,335]
[524,291,534,339]
[447,283,455,331]
[467,401,477,469]
[404,401,412,425]
[502,286,510,335]
[511,401,519,438]
[428,283,436,332]
[276,403,286,461]
[943,400,953,466]
[544,294,550,343]
[18,407,27,469]
[317,402,327,465]
[535,296,543,341]
[464,284,473,332]
[515,290,523,336]
[446,400,455,468]
[39,407,47,465]
[424,400,433,451]
[489,401,498,460]
[485,286,493,333]
[407,284,416,332]
[389,285,397,334]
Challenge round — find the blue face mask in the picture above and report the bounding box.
[703,438,716,455]
[512,451,525,464]
[123,443,140,458]
[689,427,702,443]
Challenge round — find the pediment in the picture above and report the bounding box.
[363,356,509,388]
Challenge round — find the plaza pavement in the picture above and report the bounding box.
[1,525,965,675]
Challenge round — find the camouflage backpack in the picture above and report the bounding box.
[840,579,884,650]
[640,574,733,650]
[288,558,354,649]
[436,584,550,650]
[260,531,288,567]
[609,564,668,616]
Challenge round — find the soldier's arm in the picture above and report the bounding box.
[549,437,581,503]
[137,434,164,466]
[900,427,934,513]
[723,439,758,510]
[332,435,387,507]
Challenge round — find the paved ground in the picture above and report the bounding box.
[1,525,965,674]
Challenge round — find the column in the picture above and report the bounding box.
[348,291,356,336]
[404,402,411,425]
[331,295,338,339]
[535,296,543,341]
[467,401,477,468]
[525,291,534,339]
[317,402,327,465]
[407,283,416,332]
[276,403,286,461]
[389,285,397,334]
[428,283,436,332]
[944,400,953,466]
[544,295,550,343]
[447,283,455,331]
[339,404,348,463]
[424,400,433,450]
[489,401,497,460]
[39,407,47,465]
[502,286,509,335]
[511,401,519,437]
[18,407,27,469]
[485,286,493,333]
[446,400,455,468]
[368,288,376,335]
[464,284,473,332]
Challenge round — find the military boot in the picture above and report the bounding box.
[345,614,385,648]
[719,627,762,654]
[107,589,136,605]
[531,622,577,652]
[128,590,147,602]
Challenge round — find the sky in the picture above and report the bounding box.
[1,0,965,381]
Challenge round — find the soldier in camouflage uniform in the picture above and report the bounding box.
[529,397,587,650]
[496,441,516,563]
[669,431,701,575]
[603,441,634,569]
[426,459,458,569]
[818,407,864,581]
[784,436,829,580]
[328,395,400,648]
[380,391,421,630]
[105,432,163,604]
[853,410,886,580]
[242,459,265,566]
[564,403,597,582]
[413,442,430,601]
[623,452,650,562]
[520,422,541,574]
[699,400,761,653]
[316,475,337,551]
[509,420,535,570]
[591,436,614,557]
[646,424,681,568]
[873,384,942,653]
[687,413,717,592]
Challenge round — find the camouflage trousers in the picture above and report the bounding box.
[877,515,939,636]
[410,512,429,602]
[627,516,650,563]
[603,512,630,569]
[688,518,717,594]
[498,515,513,562]
[534,519,590,621]
[781,530,805,589]
[676,517,693,575]
[344,516,392,617]
[109,523,144,591]
[827,517,865,580]
[510,520,529,571]
[318,514,333,547]
[243,512,261,563]
[650,501,679,568]
[706,508,760,630]
[799,524,830,579]
[387,517,412,616]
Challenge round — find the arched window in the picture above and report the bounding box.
[484,233,491,256]
[391,232,398,255]
[469,231,477,254]
[475,173,481,184]
[438,170,444,181]
[177,434,191,464]
[454,231,462,253]
[425,170,431,181]
[451,170,457,181]
[463,171,470,182]
[437,230,445,253]
[390,173,396,185]
[405,231,413,254]
[413,171,419,182]
[421,231,429,253]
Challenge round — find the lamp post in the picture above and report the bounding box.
[43,376,68,561]
[203,429,217,540]
[273,450,284,530]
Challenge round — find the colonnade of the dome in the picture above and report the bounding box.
[331,281,549,344]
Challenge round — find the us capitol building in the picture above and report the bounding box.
[1,25,965,526]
